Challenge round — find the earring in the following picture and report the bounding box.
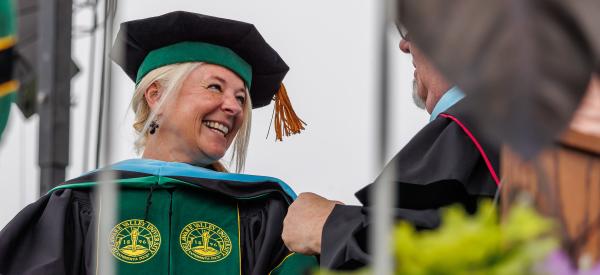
[149,120,159,135]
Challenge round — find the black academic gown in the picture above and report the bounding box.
[321,101,500,270]
[0,160,317,275]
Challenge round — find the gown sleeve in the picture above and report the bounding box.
[320,104,500,270]
[239,196,318,275]
[320,205,441,270]
[0,189,95,275]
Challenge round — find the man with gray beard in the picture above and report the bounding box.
[281,29,500,270]
[412,79,426,109]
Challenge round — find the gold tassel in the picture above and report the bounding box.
[272,83,306,141]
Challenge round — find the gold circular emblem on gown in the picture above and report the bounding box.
[109,219,161,264]
[179,221,232,262]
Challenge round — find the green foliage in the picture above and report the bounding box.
[316,201,558,275]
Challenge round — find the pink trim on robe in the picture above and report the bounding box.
[440,113,500,187]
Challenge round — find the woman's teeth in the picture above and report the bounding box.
[203,121,230,135]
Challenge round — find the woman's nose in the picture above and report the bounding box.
[221,94,243,115]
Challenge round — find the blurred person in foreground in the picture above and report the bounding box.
[282,23,500,270]
[0,11,315,275]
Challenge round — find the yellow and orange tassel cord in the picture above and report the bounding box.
[0,37,19,97]
[0,36,16,52]
[270,83,306,141]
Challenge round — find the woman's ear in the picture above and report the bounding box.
[144,83,162,111]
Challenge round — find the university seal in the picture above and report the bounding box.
[179,221,233,262]
[109,219,161,264]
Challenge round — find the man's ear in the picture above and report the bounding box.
[144,83,162,111]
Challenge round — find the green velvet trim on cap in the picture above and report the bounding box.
[0,0,17,37]
[136,42,252,87]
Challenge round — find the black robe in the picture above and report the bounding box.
[0,160,317,275]
[321,101,500,270]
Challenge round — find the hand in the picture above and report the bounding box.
[282,192,344,255]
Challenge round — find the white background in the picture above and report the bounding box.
[0,0,428,228]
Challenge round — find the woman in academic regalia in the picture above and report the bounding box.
[0,11,315,275]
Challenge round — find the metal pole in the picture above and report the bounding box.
[371,0,397,274]
[82,0,99,173]
[37,0,72,194]
[95,1,118,274]
[94,0,108,170]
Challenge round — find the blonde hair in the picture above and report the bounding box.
[130,62,253,173]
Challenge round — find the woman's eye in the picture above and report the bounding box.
[207,84,222,92]
[236,95,246,105]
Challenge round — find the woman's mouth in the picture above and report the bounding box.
[202,120,230,136]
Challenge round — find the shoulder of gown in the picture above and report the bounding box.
[0,188,95,275]
[321,101,500,270]
[356,100,500,209]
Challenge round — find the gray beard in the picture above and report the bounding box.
[412,79,426,109]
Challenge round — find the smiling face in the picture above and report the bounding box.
[144,64,248,166]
